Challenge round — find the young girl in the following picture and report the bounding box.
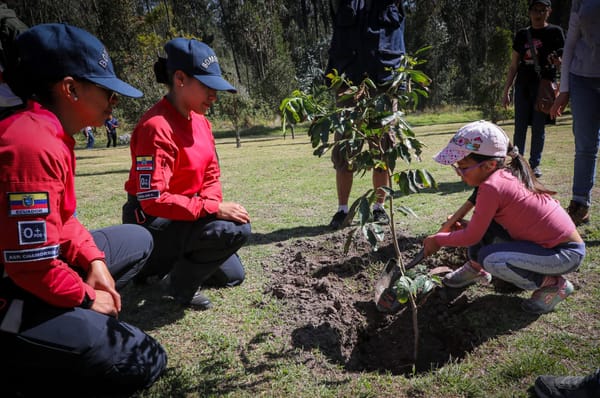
[423,120,585,314]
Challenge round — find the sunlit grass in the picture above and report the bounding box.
[71,112,600,398]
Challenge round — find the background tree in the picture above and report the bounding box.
[7,0,572,126]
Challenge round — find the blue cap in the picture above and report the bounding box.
[165,38,236,93]
[16,23,142,98]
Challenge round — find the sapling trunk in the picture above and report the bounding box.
[386,169,420,363]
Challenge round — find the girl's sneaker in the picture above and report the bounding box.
[442,261,492,288]
[521,276,574,314]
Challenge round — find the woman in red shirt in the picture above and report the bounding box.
[123,38,251,310]
[0,24,166,395]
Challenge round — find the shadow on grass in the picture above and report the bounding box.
[119,283,186,330]
[435,180,474,196]
[165,332,300,396]
[248,225,332,246]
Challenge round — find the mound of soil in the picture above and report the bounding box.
[264,231,536,375]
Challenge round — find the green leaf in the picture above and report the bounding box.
[409,70,432,86]
[308,118,331,148]
[343,227,357,255]
[396,172,410,195]
[395,276,413,304]
[395,205,418,217]
[358,196,371,225]
[363,224,379,249]
[370,222,385,242]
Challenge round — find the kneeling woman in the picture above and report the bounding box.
[423,120,585,314]
[0,24,166,395]
[123,38,251,310]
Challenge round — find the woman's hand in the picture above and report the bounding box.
[550,92,569,119]
[86,259,121,313]
[90,290,118,318]
[217,201,250,224]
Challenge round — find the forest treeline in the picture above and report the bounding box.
[8,0,572,126]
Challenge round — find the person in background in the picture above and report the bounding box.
[325,0,406,229]
[122,38,251,310]
[104,113,118,147]
[0,23,166,395]
[550,0,600,226]
[423,121,584,314]
[502,0,564,179]
[0,2,27,120]
[82,125,94,149]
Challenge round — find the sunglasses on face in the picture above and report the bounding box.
[94,84,118,103]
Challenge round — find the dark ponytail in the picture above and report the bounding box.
[153,56,170,84]
[4,60,58,105]
[504,144,556,195]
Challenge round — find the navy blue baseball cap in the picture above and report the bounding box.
[165,38,236,93]
[16,23,142,98]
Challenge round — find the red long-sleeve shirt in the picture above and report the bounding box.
[124,97,222,219]
[0,102,101,307]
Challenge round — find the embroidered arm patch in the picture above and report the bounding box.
[137,190,160,201]
[136,156,154,171]
[8,192,50,216]
[3,244,60,263]
[17,221,47,245]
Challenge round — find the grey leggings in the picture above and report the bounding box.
[470,222,585,290]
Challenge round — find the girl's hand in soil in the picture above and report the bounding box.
[423,236,441,257]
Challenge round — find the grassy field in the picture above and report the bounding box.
[74,113,599,397]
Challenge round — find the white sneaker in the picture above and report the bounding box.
[443,261,492,288]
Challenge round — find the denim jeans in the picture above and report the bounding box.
[471,222,585,290]
[570,73,600,206]
[86,130,94,149]
[514,81,547,169]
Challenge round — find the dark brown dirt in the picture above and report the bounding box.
[263,231,538,375]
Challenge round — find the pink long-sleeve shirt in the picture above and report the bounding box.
[434,169,576,249]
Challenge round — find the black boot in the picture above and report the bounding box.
[535,369,600,398]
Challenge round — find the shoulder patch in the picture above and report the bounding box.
[17,221,47,245]
[136,156,154,171]
[137,190,160,201]
[139,174,151,190]
[7,192,50,217]
[3,244,59,263]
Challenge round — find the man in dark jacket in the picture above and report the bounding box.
[326,0,406,229]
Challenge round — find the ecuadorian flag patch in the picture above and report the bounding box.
[136,156,154,171]
[8,192,50,216]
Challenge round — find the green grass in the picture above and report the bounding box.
[405,107,483,127]
[73,112,600,397]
